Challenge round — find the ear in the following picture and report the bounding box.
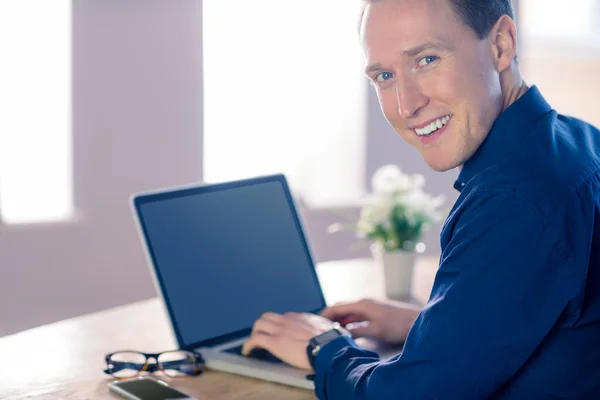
[490,15,518,72]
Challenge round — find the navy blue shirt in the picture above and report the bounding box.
[314,86,600,399]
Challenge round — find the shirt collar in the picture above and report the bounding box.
[454,85,552,192]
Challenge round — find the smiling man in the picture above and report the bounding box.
[241,0,600,398]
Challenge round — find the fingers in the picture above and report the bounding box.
[251,312,307,334]
[320,299,372,323]
[253,318,283,336]
[322,303,380,338]
[241,332,276,356]
[241,313,319,370]
[284,312,341,334]
[345,321,379,338]
[242,312,315,357]
[241,330,313,371]
[337,313,363,327]
[250,313,303,336]
[262,315,314,338]
[319,303,350,320]
[260,312,285,324]
[241,315,280,356]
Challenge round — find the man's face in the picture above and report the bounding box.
[361,0,504,171]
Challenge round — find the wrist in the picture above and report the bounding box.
[306,323,351,370]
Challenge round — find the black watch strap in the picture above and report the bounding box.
[306,323,351,369]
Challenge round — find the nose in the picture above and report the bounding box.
[395,81,429,119]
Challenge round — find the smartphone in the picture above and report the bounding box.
[108,376,195,400]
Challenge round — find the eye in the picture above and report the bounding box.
[374,71,394,83]
[417,55,439,67]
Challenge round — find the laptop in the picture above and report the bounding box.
[130,174,398,389]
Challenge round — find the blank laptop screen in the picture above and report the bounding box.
[135,179,325,347]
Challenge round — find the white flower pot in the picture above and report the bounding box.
[371,243,417,301]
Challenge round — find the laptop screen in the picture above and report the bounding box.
[133,176,326,349]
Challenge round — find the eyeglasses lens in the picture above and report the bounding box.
[108,351,147,378]
[157,351,200,377]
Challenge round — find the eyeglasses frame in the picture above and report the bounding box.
[103,349,204,380]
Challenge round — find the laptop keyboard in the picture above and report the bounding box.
[224,344,283,364]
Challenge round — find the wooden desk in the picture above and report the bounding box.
[0,257,438,400]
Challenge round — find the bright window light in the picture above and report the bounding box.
[520,0,598,39]
[203,1,367,206]
[0,0,73,224]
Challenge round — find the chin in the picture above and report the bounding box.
[422,155,461,172]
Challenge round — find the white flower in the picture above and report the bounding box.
[356,207,375,235]
[371,165,426,195]
[410,173,425,189]
[371,164,403,193]
[372,194,395,221]
[399,189,427,210]
[357,199,387,226]
[399,189,446,219]
[331,164,447,252]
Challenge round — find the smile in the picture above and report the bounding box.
[414,115,452,136]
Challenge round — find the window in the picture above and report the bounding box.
[519,0,600,129]
[0,0,73,224]
[202,1,367,207]
[520,0,600,47]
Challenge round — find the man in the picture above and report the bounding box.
[242,0,600,398]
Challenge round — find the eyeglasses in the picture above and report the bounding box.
[104,350,204,379]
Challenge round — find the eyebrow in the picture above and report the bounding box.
[403,41,449,58]
[364,41,451,75]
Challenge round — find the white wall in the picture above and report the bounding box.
[0,0,204,337]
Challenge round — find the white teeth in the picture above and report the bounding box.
[415,114,451,136]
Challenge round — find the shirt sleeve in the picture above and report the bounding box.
[314,191,575,400]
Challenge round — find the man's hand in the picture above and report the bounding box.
[320,298,422,344]
[241,311,337,371]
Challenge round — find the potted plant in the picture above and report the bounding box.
[329,164,446,300]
